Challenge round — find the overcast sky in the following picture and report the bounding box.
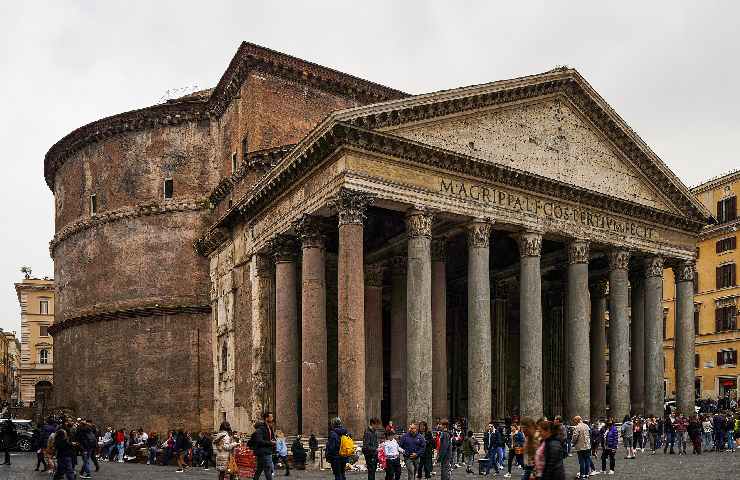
[0,1,738,333]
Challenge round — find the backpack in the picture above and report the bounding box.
[339,434,355,457]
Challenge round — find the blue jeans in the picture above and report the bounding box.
[55,456,75,480]
[577,450,590,477]
[521,464,533,480]
[702,432,712,450]
[148,447,158,464]
[495,446,505,466]
[483,451,499,474]
[81,450,92,475]
[728,431,735,450]
[116,442,125,461]
[255,454,274,480]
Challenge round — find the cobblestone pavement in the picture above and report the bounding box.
[2,450,739,480]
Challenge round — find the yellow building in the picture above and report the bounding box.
[663,170,739,402]
[15,276,54,404]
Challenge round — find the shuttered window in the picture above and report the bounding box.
[717,349,738,366]
[716,264,737,289]
[717,196,737,223]
[715,306,737,331]
[716,236,737,253]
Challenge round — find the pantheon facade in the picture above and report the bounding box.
[46,43,710,434]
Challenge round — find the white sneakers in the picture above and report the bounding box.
[608,471,615,475]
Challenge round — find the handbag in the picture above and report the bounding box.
[227,454,238,474]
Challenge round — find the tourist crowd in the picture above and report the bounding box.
[3,405,738,480]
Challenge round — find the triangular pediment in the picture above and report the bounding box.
[387,97,676,213]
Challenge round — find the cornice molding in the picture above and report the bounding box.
[48,302,211,336]
[45,42,406,190]
[50,198,207,256]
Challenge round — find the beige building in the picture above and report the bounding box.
[15,277,54,404]
[664,170,739,402]
[0,330,21,404]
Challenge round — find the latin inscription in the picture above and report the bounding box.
[440,178,656,240]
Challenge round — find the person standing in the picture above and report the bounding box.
[53,427,76,480]
[712,412,725,452]
[275,430,290,476]
[363,418,382,480]
[701,415,713,452]
[382,430,404,480]
[174,429,192,472]
[520,418,537,480]
[113,429,125,463]
[309,433,319,464]
[249,414,276,480]
[326,417,351,480]
[436,420,452,480]
[77,420,97,478]
[504,424,524,478]
[600,419,618,475]
[646,415,659,454]
[674,412,689,455]
[399,423,426,480]
[541,422,565,480]
[620,416,634,459]
[571,416,591,479]
[0,417,16,465]
[417,421,434,479]
[663,414,676,454]
[688,415,702,454]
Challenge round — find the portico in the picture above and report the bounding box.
[204,68,710,435]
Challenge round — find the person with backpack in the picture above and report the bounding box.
[326,417,352,480]
[363,418,382,480]
[248,414,275,480]
[77,421,98,478]
[461,430,478,474]
[620,416,635,459]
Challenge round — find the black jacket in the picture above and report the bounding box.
[542,437,565,480]
[362,427,379,455]
[249,422,275,457]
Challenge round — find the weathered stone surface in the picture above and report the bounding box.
[430,240,448,421]
[518,231,543,419]
[406,210,433,426]
[608,249,631,421]
[364,263,384,422]
[467,221,492,432]
[390,257,407,427]
[589,280,608,420]
[566,240,590,419]
[391,98,672,212]
[630,276,646,414]
[274,249,299,434]
[643,257,664,417]
[673,261,696,416]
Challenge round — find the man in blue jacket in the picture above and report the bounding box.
[437,420,452,480]
[399,423,426,480]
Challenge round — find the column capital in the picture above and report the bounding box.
[330,188,374,226]
[364,263,385,288]
[517,231,542,257]
[431,238,448,262]
[269,234,299,263]
[643,256,665,278]
[589,278,608,298]
[294,214,325,249]
[567,239,590,264]
[391,256,407,277]
[672,259,696,283]
[254,252,273,277]
[466,219,494,248]
[406,208,434,238]
[607,248,630,271]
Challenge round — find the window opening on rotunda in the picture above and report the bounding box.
[164,178,174,199]
[89,194,97,215]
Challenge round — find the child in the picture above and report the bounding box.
[462,430,479,474]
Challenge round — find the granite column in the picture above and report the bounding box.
[518,231,543,419]
[643,256,665,417]
[431,238,449,421]
[673,260,696,416]
[406,209,434,425]
[390,256,407,427]
[333,189,373,436]
[467,220,493,432]
[630,273,646,415]
[589,280,608,420]
[566,240,590,419]
[608,249,631,422]
[271,234,300,434]
[364,263,385,421]
[295,215,328,436]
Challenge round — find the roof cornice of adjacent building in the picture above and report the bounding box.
[698,218,740,240]
[690,169,740,194]
[43,42,407,190]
